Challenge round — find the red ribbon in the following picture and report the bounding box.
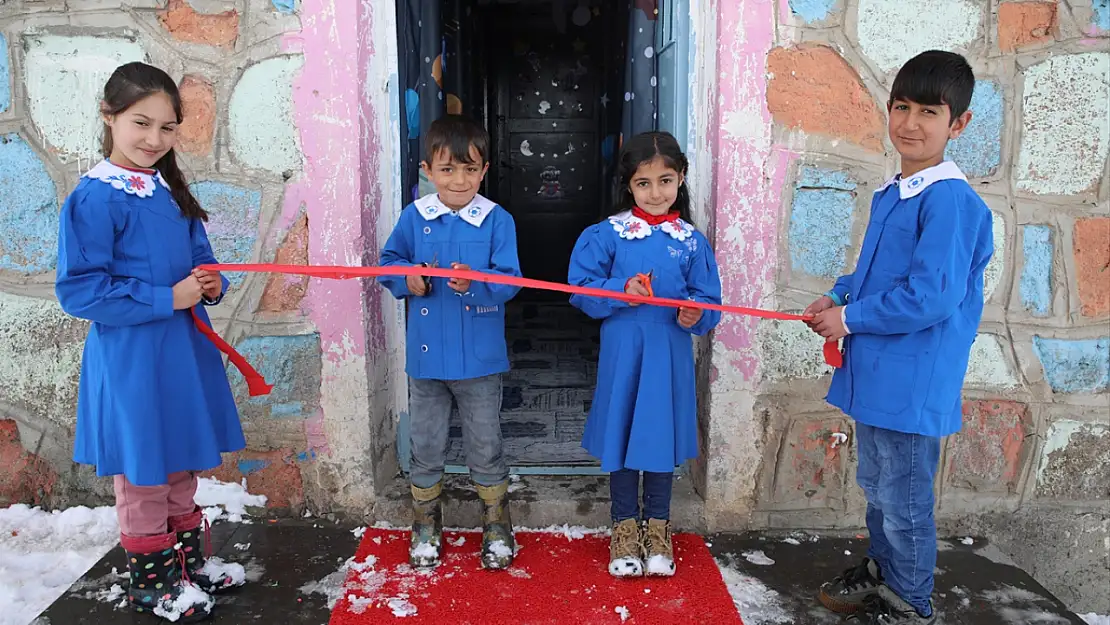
[195,263,842,396]
[190,308,274,397]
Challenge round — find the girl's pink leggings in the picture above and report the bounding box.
[114,471,199,536]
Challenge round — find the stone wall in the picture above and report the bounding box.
[0,0,388,514]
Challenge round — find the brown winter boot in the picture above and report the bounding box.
[410,482,443,567]
[608,518,644,577]
[642,518,676,576]
[476,481,515,569]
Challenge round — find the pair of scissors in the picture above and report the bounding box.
[419,253,438,294]
[634,270,654,298]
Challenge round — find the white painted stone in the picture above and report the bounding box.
[855,0,981,73]
[1016,53,1110,196]
[758,319,832,382]
[22,35,146,163]
[964,333,1019,389]
[1036,420,1109,485]
[983,211,1005,301]
[0,292,86,429]
[228,55,305,175]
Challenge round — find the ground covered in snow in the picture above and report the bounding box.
[0,478,265,625]
[0,503,119,625]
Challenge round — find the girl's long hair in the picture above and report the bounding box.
[100,62,207,221]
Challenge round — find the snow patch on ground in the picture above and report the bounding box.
[0,504,119,625]
[194,477,267,524]
[742,550,776,566]
[715,556,795,625]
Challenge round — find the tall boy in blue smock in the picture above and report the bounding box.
[379,115,522,571]
[806,51,994,624]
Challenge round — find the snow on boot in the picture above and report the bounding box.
[410,482,443,568]
[608,518,644,577]
[642,518,676,577]
[476,481,515,570]
[169,507,245,593]
[121,531,214,623]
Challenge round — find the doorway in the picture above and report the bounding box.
[393,0,690,474]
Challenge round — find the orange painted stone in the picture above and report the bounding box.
[947,400,1031,493]
[1074,217,1110,318]
[258,213,310,313]
[178,75,216,156]
[158,0,239,48]
[998,1,1057,52]
[767,44,885,152]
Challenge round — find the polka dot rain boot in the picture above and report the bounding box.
[169,507,246,593]
[121,531,214,622]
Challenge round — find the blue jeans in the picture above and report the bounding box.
[610,469,673,522]
[408,374,508,488]
[856,423,940,617]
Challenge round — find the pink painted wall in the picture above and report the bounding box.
[709,0,788,382]
[282,1,369,365]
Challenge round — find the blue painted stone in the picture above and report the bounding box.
[0,134,59,272]
[788,166,857,279]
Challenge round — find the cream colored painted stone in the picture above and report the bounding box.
[228,55,305,175]
[983,211,1006,301]
[23,35,146,163]
[964,333,1020,388]
[1016,53,1110,196]
[856,0,981,73]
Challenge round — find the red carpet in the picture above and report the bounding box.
[328,527,743,625]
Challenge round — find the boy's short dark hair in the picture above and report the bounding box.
[889,50,975,122]
[423,115,490,166]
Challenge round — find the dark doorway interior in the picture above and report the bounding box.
[396,0,632,469]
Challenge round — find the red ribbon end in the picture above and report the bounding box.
[246,378,274,397]
[823,340,843,368]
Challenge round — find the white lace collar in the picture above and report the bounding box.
[83,160,169,199]
[608,210,695,242]
[876,160,967,199]
[414,193,497,228]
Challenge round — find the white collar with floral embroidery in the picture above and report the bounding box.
[608,210,695,242]
[84,160,169,199]
[414,193,497,228]
[876,160,967,200]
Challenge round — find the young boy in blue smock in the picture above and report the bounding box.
[806,50,994,624]
[379,115,522,571]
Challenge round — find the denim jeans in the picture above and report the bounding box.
[408,374,508,488]
[610,469,674,522]
[856,422,941,617]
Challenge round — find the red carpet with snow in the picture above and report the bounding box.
[328,527,743,625]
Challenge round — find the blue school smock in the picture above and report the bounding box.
[825,161,994,437]
[378,193,522,381]
[55,160,245,486]
[568,212,723,473]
